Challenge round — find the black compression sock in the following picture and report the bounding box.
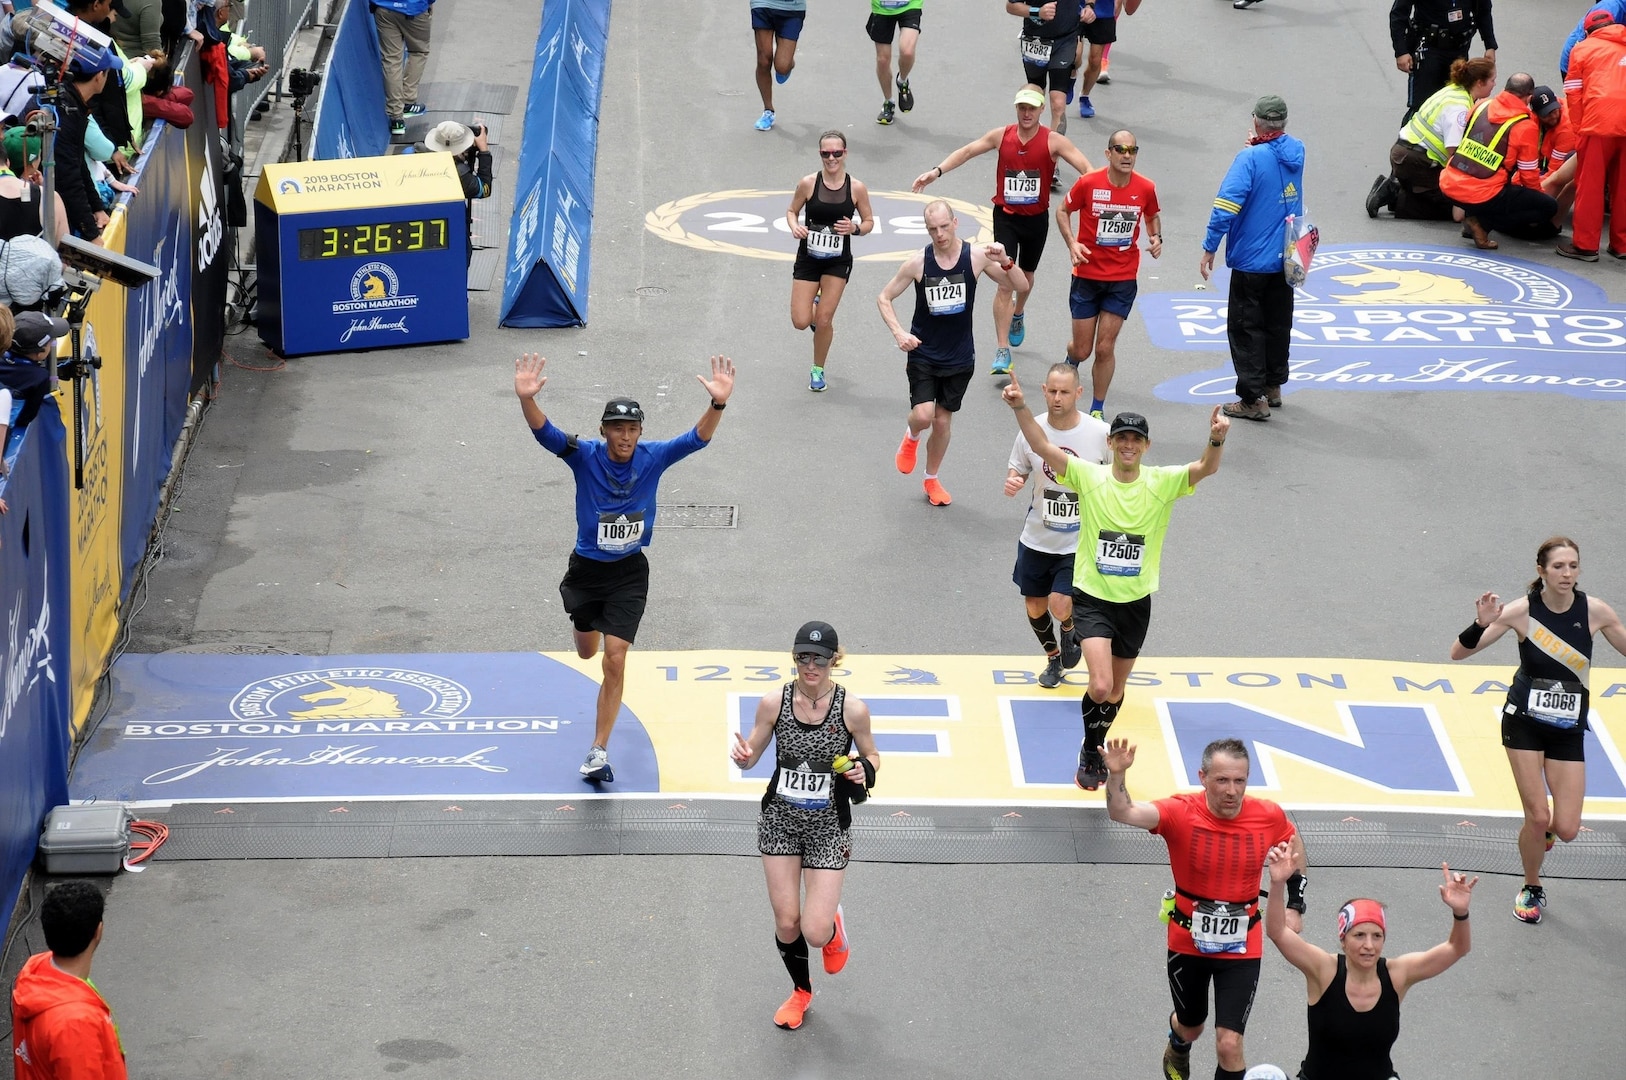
[1215,1068,1244,1080]
[776,932,812,993]
[1028,611,1060,654]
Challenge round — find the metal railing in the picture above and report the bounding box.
[232,0,321,122]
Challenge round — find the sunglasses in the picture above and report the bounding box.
[794,653,832,667]
[819,149,846,159]
[1110,144,1139,154]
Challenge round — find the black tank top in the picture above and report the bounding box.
[799,174,854,262]
[1300,956,1401,1080]
[909,240,977,371]
[0,184,43,241]
[1509,588,1592,727]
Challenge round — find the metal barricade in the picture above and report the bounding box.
[232,0,321,123]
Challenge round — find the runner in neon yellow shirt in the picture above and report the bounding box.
[1002,370,1229,790]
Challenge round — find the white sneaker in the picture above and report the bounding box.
[580,746,614,782]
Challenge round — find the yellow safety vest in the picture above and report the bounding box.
[1448,99,1526,180]
[1402,84,1473,166]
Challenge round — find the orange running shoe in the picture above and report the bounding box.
[924,477,952,505]
[896,434,919,474]
[773,987,813,1030]
[822,905,850,974]
[1545,831,1556,852]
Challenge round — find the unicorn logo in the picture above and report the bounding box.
[884,667,939,686]
[1327,263,1492,306]
[287,681,407,720]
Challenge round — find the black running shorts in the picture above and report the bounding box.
[558,550,650,643]
[1072,590,1151,659]
[1167,952,1261,1034]
[866,7,922,45]
[993,207,1050,273]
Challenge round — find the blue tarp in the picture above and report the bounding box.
[499,0,609,327]
[310,0,389,160]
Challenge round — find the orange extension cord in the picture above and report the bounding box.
[126,820,169,866]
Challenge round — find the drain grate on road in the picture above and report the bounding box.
[655,504,737,528]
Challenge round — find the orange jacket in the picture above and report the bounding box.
[1563,24,1626,136]
[1440,91,1543,205]
[1540,102,1577,171]
[9,953,127,1080]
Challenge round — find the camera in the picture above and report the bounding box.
[58,235,160,289]
[288,68,321,96]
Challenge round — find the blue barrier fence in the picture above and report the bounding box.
[309,0,389,160]
[0,407,72,924]
[500,0,609,328]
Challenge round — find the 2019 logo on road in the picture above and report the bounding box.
[1145,245,1626,402]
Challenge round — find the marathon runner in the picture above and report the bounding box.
[878,199,1027,506]
[732,621,878,1031]
[1001,376,1227,788]
[1103,736,1309,1080]
[1006,1,1080,135]
[787,131,875,392]
[912,86,1093,375]
[751,0,806,131]
[1448,535,1626,924]
[515,352,736,782]
[1056,127,1161,418]
[867,0,923,125]
[1004,362,1109,688]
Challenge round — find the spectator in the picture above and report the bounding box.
[111,0,164,56]
[1558,9,1626,260]
[0,127,70,241]
[1560,0,1626,76]
[9,881,128,1080]
[140,51,193,131]
[0,48,44,125]
[373,0,436,137]
[54,52,118,243]
[424,119,492,266]
[64,0,137,170]
[1439,73,1558,249]
[197,1,264,131]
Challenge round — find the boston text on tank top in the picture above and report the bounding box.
[909,240,977,370]
[770,683,852,811]
[801,174,855,261]
[1511,589,1592,728]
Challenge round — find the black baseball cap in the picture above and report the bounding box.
[12,311,70,353]
[1529,86,1562,119]
[1109,412,1151,438]
[600,398,644,423]
[794,621,839,658]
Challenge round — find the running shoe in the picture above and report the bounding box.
[1556,243,1600,262]
[809,366,826,392]
[1077,95,1095,118]
[1162,1038,1191,1080]
[755,109,775,132]
[580,746,614,782]
[775,68,792,85]
[1089,408,1104,421]
[403,103,426,116]
[1234,0,1263,8]
[389,117,406,136]
[896,74,914,112]
[1038,655,1064,688]
[822,905,850,974]
[1096,69,1111,86]
[895,435,919,474]
[1545,830,1556,852]
[1009,312,1027,347]
[1060,626,1082,669]
[990,347,1013,375]
[1513,884,1546,924]
[877,100,896,125]
[1076,740,1108,791]
[774,987,813,1030]
[923,478,952,506]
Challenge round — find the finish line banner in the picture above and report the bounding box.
[70,653,1626,817]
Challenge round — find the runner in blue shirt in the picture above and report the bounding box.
[515,352,736,781]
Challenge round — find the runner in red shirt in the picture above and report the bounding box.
[1103,736,1309,1080]
[1056,127,1160,419]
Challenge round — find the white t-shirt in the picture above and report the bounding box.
[1010,411,1110,555]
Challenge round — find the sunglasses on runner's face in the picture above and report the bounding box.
[1110,144,1139,154]
[794,653,833,667]
[819,149,846,158]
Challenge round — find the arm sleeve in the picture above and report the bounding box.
[473,151,493,198]
[1388,0,1412,56]
[141,5,164,50]
[531,416,572,455]
[83,118,115,163]
[644,427,709,468]
[1559,19,1589,76]
[1512,123,1543,189]
[1149,796,1180,838]
[1202,152,1252,254]
[1474,0,1496,50]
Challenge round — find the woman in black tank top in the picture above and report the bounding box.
[785,131,874,393]
[1264,846,1478,1080]
[1448,536,1626,923]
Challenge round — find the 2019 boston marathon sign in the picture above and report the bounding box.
[1146,244,1626,402]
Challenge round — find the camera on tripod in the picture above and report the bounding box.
[288,67,321,99]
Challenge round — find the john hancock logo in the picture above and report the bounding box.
[1145,244,1626,402]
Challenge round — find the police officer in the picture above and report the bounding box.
[1389,0,1497,123]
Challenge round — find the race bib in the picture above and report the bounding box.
[1447,9,1463,21]
[880,0,910,7]
[776,766,832,810]
[1526,678,1584,728]
[806,226,843,258]
[596,512,645,554]
[1096,208,1138,248]
[1003,169,1042,206]
[1191,901,1250,955]
[1041,488,1080,531]
[1095,530,1145,576]
[924,275,967,315]
[1020,34,1052,65]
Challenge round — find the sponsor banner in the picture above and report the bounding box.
[1146,245,1626,403]
[644,189,996,261]
[70,653,658,801]
[182,46,227,395]
[72,652,1626,818]
[121,118,195,599]
[0,408,73,923]
[309,0,390,161]
[56,220,127,735]
[499,0,608,328]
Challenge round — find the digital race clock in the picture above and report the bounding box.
[297,218,451,260]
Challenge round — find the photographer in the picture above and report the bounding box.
[424,119,491,266]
